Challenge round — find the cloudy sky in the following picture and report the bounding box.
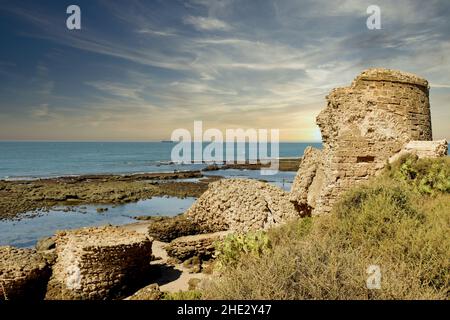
[0,0,449,141]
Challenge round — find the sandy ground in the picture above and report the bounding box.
[122,222,206,293]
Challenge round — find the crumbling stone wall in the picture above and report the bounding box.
[291,68,433,214]
[185,179,301,233]
[0,246,50,300]
[45,226,153,300]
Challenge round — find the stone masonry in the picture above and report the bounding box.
[45,226,153,300]
[291,68,434,214]
[0,246,50,300]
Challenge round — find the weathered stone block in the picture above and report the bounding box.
[0,246,50,301]
[45,226,153,300]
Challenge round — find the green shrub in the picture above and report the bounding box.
[390,155,450,195]
[162,290,202,300]
[214,231,271,269]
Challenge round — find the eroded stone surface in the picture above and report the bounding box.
[0,246,50,300]
[45,226,153,300]
[185,179,301,233]
[147,215,204,242]
[389,139,448,163]
[165,231,231,262]
[291,68,434,214]
[125,283,162,300]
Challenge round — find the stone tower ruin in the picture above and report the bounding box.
[290,68,433,214]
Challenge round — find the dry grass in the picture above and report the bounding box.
[203,156,450,300]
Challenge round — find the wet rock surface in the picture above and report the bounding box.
[202,158,300,172]
[0,171,206,220]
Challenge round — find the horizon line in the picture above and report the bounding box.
[0,139,323,143]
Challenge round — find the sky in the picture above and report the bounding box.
[0,0,449,142]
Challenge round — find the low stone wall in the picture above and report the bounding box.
[185,179,302,233]
[0,246,50,301]
[45,226,153,300]
[165,231,231,261]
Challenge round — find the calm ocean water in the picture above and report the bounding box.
[0,142,322,179]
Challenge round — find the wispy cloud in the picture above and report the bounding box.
[135,28,177,37]
[0,0,449,141]
[183,15,231,31]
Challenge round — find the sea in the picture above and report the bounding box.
[0,141,322,180]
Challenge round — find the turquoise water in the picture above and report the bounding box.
[0,142,321,179]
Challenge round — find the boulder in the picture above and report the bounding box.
[185,179,301,233]
[125,283,162,300]
[36,236,56,251]
[147,215,204,242]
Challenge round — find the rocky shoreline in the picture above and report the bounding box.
[0,158,300,221]
[0,171,209,221]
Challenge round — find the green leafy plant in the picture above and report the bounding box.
[391,155,450,195]
[214,231,271,269]
[162,290,202,300]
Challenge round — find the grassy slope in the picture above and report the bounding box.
[203,155,450,300]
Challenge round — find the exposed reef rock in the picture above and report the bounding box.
[0,246,51,301]
[291,68,435,215]
[45,226,153,300]
[185,179,301,233]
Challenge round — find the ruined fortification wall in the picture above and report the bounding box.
[291,68,433,214]
[45,226,153,300]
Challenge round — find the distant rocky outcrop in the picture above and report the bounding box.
[45,226,153,300]
[291,68,441,215]
[185,179,302,233]
[0,246,51,300]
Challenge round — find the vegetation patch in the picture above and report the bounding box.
[203,156,450,300]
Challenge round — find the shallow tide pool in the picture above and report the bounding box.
[0,196,196,248]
